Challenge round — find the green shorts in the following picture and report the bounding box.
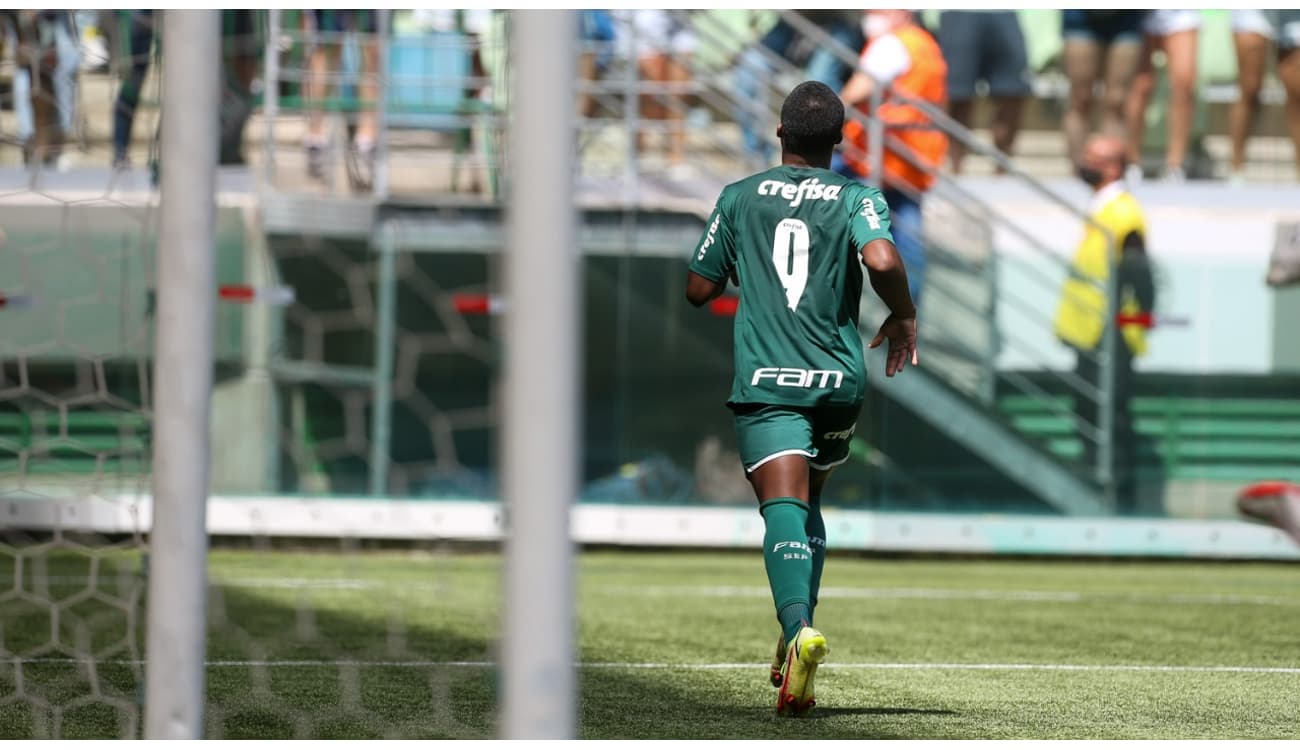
[731,402,863,474]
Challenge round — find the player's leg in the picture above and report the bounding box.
[736,405,813,637]
[806,402,862,622]
[805,469,830,620]
[747,453,812,643]
[749,453,826,715]
[734,404,825,715]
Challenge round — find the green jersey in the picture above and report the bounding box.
[689,165,894,408]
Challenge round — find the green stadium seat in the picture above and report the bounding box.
[0,409,151,476]
[999,390,1300,482]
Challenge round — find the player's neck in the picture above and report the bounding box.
[780,151,831,170]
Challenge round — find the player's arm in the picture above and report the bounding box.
[863,238,918,377]
[850,188,917,376]
[862,238,916,320]
[685,271,727,307]
[685,195,738,308]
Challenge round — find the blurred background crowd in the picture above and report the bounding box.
[1,9,1299,188]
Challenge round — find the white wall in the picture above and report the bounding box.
[959,178,1300,374]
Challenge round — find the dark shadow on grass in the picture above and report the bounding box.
[200,570,500,740]
[810,707,959,718]
[2,547,961,739]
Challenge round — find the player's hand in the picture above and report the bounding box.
[868,314,918,377]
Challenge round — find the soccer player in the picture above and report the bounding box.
[684,81,918,716]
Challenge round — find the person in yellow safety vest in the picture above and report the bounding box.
[1055,134,1156,515]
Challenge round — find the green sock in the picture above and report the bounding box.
[806,496,826,623]
[760,498,812,643]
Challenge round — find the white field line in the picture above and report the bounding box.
[18,577,1300,607]
[5,658,1300,674]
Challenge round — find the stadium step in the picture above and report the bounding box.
[0,409,151,477]
[997,392,1300,484]
[865,351,1108,516]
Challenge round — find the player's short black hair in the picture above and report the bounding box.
[779,81,844,156]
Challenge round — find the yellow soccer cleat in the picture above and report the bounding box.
[775,626,828,717]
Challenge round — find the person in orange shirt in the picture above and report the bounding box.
[835,10,948,304]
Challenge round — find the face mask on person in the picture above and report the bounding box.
[1076,165,1105,187]
[862,14,892,40]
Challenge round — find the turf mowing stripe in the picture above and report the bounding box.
[19,577,1300,607]
[8,658,1300,674]
[597,584,1300,607]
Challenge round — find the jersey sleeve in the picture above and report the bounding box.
[848,186,895,249]
[688,191,738,283]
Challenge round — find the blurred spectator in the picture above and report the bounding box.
[936,10,1032,174]
[1125,10,1200,182]
[77,11,109,74]
[615,10,695,176]
[407,10,493,193]
[410,8,491,97]
[577,10,616,119]
[836,9,948,304]
[303,10,379,189]
[1229,10,1300,185]
[734,11,863,168]
[218,10,262,167]
[111,10,155,169]
[1061,11,1147,166]
[805,11,865,91]
[6,11,81,168]
[1054,135,1155,515]
[1266,220,1300,287]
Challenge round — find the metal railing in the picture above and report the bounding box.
[250,9,1121,501]
[770,10,1119,498]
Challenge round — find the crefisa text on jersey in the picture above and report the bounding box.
[756,177,844,208]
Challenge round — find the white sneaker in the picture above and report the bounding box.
[80,29,110,72]
[1124,163,1144,184]
[1161,165,1186,183]
[1226,170,1247,189]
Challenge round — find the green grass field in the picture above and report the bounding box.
[1,547,1298,739]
